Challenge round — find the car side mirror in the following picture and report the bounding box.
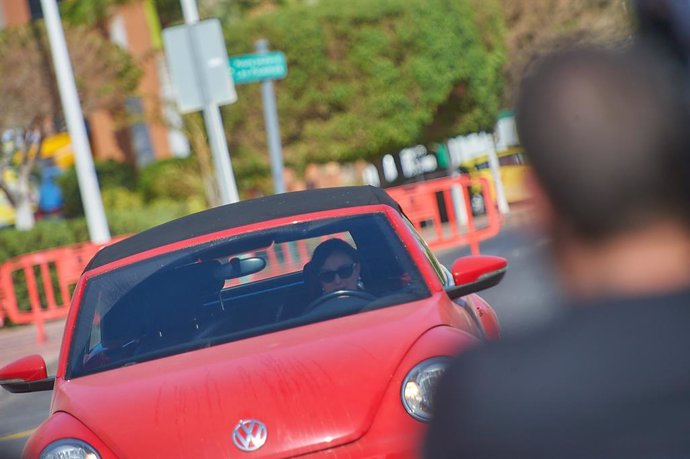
[445,255,507,299]
[0,355,54,393]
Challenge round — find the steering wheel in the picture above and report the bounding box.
[304,289,376,314]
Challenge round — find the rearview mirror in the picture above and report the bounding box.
[445,255,507,299]
[215,256,266,280]
[0,355,54,393]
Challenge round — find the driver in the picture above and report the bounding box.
[306,239,366,301]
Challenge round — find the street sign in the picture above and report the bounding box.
[229,51,288,85]
[163,19,237,113]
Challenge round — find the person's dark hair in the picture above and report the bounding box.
[516,44,690,241]
[633,0,690,72]
[304,239,360,301]
[310,239,359,272]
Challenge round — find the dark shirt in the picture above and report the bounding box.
[423,288,690,459]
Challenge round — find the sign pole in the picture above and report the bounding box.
[227,46,288,195]
[181,0,239,204]
[41,0,111,243]
[256,39,286,194]
[489,135,510,214]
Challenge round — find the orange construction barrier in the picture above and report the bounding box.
[386,175,502,254]
[0,239,121,343]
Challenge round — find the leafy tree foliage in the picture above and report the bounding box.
[154,0,184,28]
[137,156,205,203]
[209,0,311,22]
[0,23,140,229]
[59,160,137,217]
[0,25,140,125]
[61,0,135,35]
[59,157,205,219]
[219,0,504,183]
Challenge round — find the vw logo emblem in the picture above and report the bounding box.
[232,419,268,452]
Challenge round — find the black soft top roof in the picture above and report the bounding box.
[86,186,401,270]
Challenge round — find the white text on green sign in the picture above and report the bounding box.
[229,51,288,84]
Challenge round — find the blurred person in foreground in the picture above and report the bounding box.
[423,40,690,459]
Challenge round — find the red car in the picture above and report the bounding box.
[0,186,505,459]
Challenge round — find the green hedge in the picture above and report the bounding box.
[0,217,90,263]
[0,201,200,264]
[59,160,139,218]
[137,156,205,202]
[3,157,207,263]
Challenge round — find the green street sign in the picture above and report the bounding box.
[228,51,288,85]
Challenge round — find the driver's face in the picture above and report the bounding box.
[319,252,360,293]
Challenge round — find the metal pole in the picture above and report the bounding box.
[443,141,468,227]
[180,0,200,23]
[181,0,239,204]
[488,135,510,214]
[256,39,286,194]
[41,0,111,243]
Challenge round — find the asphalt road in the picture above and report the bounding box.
[0,392,52,459]
[0,226,563,458]
[437,225,565,335]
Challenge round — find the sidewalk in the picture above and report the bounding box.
[0,319,65,406]
[0,319,65,375]
[501,201,536,229]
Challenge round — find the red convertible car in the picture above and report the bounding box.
[0,186,505,459]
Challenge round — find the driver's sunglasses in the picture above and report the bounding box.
[319,263,356,283]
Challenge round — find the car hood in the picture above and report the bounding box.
[55,296,459,458]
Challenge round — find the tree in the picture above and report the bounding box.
[154,0,183,28]
[60,0,135,36]
[0,23,140,230]
[219,0,505,194]
[500,0,632,105]
[207,0,311,22]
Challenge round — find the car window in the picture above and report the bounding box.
[222,231,354,287]
[68,213,430,378]
[402,218,452,287]
[497,152,520,166]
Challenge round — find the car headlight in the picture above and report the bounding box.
[401,356,451,422]
[39,439,101,459]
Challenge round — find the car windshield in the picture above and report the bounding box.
[67,213,430,377]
